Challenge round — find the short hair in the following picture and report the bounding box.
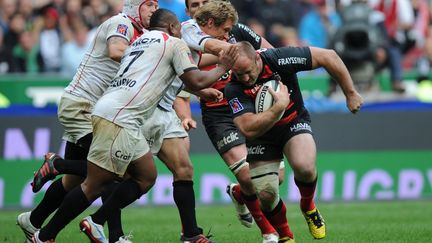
[194,1,238,27]
[185,0,230,9]
[149,8,178,29]
[237,41,256,60]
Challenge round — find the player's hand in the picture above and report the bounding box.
[196,88,223,102]
[218,45,239,71]
[268,81,290,111]
[182,118,197,131]
[346,91,363,114]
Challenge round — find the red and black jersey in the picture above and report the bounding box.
[200,23,263,110]
[225,46,313,126]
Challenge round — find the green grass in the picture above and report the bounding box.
[2,200,431,242]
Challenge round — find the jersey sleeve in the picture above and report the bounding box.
[225,82,255,118]
[230,23,262,49]
[262,47,313,74]
[181,20,212,51]
[171,38,199,76]
[106,15,134,42]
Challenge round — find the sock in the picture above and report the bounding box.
[56,137,92,176]
[237,186,276,235]
[264,199,294,239]
[294,177,317,212]
[53,159,87,177]
[30,178,67,228]
[92,179,142,226]
[173,180,200,237]
[101,182,124,243]
[39,186,91,241]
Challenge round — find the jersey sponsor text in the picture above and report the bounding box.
[277,57,307,66]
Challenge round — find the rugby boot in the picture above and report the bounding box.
[226,183,254,228]
[32,153,60,193]
[302,207,326,239]
[79,216,108,243]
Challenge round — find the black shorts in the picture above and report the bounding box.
[246,112,313,162]
[202,106,246,155]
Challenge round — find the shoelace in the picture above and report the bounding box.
[309,211,324,227]
[122,231,134,241]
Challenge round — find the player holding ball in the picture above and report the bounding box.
[225,41,363,242]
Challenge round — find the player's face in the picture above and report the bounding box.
[186,0,209,18]
[203,18,233,41]
[232,55,260,86]
[140,0,159,29]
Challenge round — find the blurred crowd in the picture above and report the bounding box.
[1,0,432,93]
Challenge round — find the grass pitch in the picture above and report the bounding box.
[2,200,431,242]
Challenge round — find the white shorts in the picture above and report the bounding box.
[141,107,188,155]
[87,116,149,176]
[57,92,93,144]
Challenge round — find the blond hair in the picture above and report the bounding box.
[194,1,238,27]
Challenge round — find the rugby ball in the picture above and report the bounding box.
[255,80,283,119]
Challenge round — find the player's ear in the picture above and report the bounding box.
[255,53,260,64]
[207,18,214,28]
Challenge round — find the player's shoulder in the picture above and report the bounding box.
[107,13,131,25]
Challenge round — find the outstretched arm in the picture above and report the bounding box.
[309,47,363,113]
[180,45,238,90]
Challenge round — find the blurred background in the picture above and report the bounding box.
[0,0,431,209]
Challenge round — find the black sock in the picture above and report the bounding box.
[101,182,124,243]
[55,138,90,176]
[173,180,200,237]
[30,178,67,228]
[92,179,142,226]
[39,186,91,241]
[53,159,87,177]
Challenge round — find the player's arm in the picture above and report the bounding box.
[173,95,197,131]
[180,45,238,90]
[107,36,129,62]
[233,83,289,139]
[309,47,363,113]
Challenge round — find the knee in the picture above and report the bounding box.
[174,161,193,181]
[295,167,317,181]
[257,189,278,211]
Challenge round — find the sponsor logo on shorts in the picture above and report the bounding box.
[216,132,239,150]
[111,78,137,88]
[248,145,265,155]
[114,150,131,161]
[290,123,312,133]
[229,98,244,114]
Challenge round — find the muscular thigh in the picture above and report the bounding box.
[283,133,316,173]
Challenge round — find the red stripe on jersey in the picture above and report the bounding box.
[162,33,169,41]
[260,64,273,79]
[275,110,297,126]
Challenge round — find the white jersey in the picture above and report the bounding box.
[180,19,211,64]
[64,13,136,104]
[157,19,210,110]
[93,30,197,130]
